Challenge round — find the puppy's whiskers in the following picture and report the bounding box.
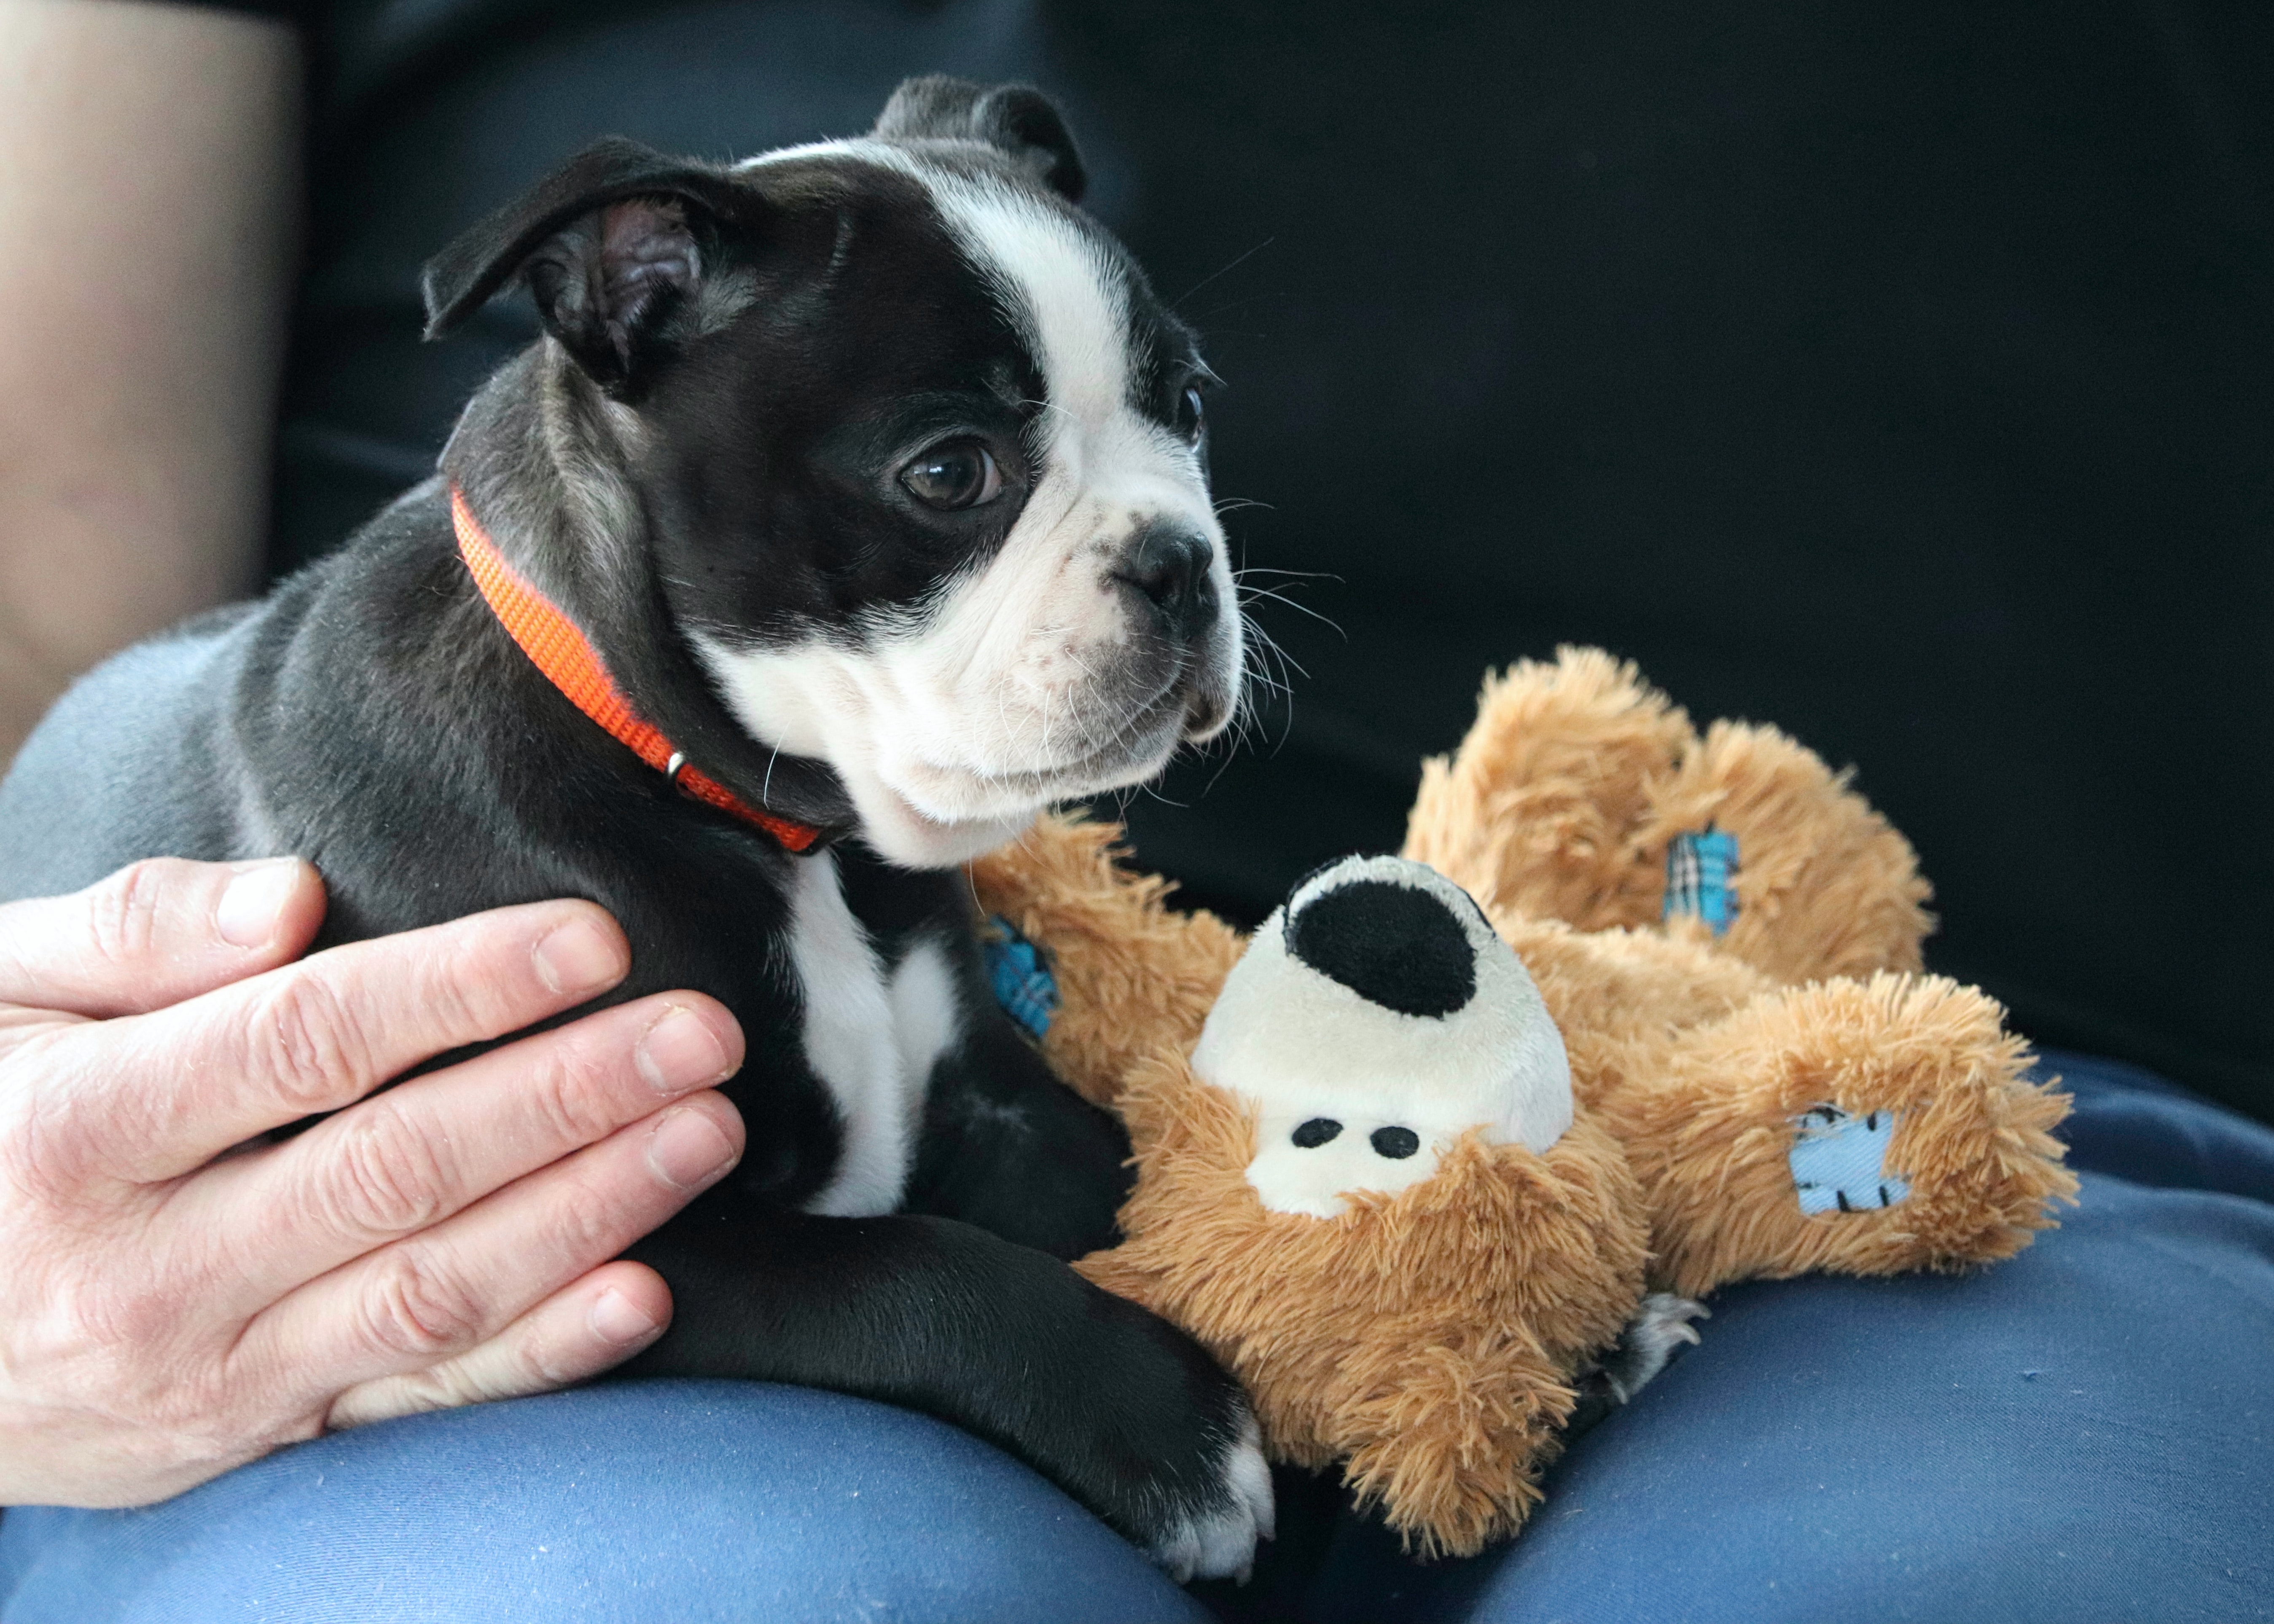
[1235,583,1345,639]
[1168,236,1276,313]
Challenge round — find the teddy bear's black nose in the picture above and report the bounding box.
[1286,878,1477,1017]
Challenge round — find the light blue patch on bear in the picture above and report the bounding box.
[1790,1105,1912,1213]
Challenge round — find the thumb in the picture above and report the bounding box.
[0,856,326,1017]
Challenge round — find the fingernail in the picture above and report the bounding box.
[217,859,300,948]
[635,1004,731,1094]
[532,915,626,997]
[589,1286,661,1346]
[647,1105,738,1190]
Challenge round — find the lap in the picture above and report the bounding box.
[7,1052,2268,1624]
[0,1380,1211,1624]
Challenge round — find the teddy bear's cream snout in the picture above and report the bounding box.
[1188,855,1576,1218]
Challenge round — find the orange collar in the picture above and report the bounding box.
[451,487,822,853]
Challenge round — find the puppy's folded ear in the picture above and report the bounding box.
[421,137,753,388]
[874,75,1087,204]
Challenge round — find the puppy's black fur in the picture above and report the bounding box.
[0,79,1259,1568]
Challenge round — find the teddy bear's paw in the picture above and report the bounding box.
[1789,1103,1914,1214]
[1145,1409,1276,1584]
[1404,649,1694,930]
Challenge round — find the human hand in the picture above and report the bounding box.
[0,856,745,1507]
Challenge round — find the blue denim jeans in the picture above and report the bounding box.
[5,1050,2270,1624]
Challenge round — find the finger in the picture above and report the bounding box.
[243,1092,741,1403]
[178,991,741,1308]
[0,856,324,1018]
[50,897,635,1184]
[323,1260,672,1430]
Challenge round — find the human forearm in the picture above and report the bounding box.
[0,0,301,759]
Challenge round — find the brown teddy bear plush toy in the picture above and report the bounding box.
[968,647,2076,1560]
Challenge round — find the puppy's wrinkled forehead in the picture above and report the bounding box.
[742,140,1183,442]
[925,173,1141,425]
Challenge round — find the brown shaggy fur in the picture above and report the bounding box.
[1405,647,1936,983]
[965,648,2074,1559]
[970,816,1242,1109]
[1075,1060,1648,1557]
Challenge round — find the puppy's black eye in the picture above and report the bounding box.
[1175,386,1205,444]
[1369,1126,1420,1160]
[1292,1117,1342,1149]
[900,441,1003,510]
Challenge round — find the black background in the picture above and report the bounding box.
[262,0,2274,1122]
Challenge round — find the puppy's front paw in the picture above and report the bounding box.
[1144,1408,1275,1584]
[1050,1274,1276,1581]
[1603,1291,1708,1402]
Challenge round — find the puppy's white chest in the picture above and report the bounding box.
[784,851,959,1216]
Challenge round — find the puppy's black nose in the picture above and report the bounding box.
[1114,523,1218,644]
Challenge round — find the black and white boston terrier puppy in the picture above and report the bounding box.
[0,78,1268,1579]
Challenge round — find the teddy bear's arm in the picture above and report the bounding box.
[1332,1331,1577,1561]
[968,812,1245,1109]
[1602,972,2077,1299]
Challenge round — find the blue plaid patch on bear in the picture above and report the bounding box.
[1664,826,1741,935]
[983,915,1059,1039]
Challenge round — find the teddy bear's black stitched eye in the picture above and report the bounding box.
[1370,1126,1421,1160]
[1292,1117,1342,1149]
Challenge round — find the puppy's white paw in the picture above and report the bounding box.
[1605,1292,1710,1403]
[1146,1411,1276,1584]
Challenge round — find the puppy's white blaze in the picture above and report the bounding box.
[1193,857,1576,1220]
[697,145,1236,868]
[886,936,962,1092]
[908,172,1239,792]
[786,852,954,1216]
